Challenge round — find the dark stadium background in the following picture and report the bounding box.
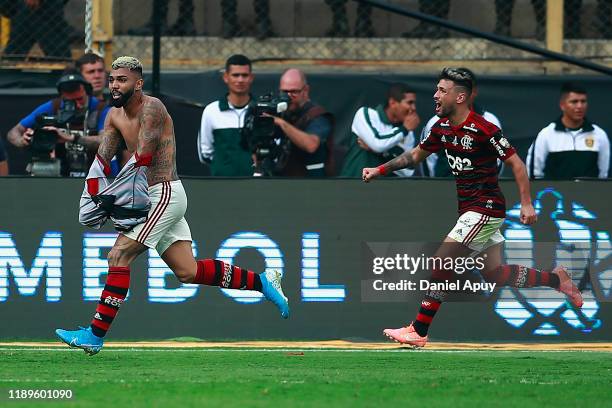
[2,71,612,176]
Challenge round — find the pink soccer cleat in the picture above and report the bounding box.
[383,322,428,348]
[553,266,583,308]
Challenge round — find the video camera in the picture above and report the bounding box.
[29,99,88,177]
[31,100,83,158]
[241,92,291,176]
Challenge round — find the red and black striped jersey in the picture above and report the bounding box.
[419,110,516,218]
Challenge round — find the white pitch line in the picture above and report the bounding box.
[0,378,79,382]
[0,348,604,353]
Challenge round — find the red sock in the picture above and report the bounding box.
[90,266,130,338]
[487,264,560,288]
[412,296,442,337]
[194,259,262,291]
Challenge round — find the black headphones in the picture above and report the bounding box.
[56,73,93,96]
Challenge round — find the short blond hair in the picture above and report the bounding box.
[111,56,143,76]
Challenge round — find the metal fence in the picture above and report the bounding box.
[0,0,610,72]
[111,0,612,39]
[0,0,85,63]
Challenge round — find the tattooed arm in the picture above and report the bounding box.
[96,111,122,164]
[136,97,177,185]
[362,146,430,182]
[74,132,103,151]
[136,98,165,158]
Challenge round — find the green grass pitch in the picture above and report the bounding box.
[0,347,609,407]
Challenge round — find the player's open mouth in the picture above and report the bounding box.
[111,92,121,99]
[434,102,441,112]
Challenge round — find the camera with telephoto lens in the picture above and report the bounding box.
[29,99,88,177]
[241,92,291,176]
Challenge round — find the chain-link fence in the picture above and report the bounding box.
[112,0,612,39]
[0,0,610,72]
[0,0,86,63]
[110,0,612,73]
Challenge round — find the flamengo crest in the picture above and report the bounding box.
[461,135,473,150]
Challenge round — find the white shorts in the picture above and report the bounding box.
[447,211,505,253]
[124,180,192,255]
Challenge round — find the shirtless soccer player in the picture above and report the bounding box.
[56,57,289,355]
[362,67,582,348]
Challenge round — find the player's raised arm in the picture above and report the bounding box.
[504,154,536,225]
[136,98,165,159]
[97,111,122,164]
[362,146,430,182]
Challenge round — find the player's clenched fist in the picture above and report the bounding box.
[362,167,381,183]
[519,203,537,225]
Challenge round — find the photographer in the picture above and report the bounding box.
[198,54,255,176]
[265,68,334,177]
[7,70,110,176]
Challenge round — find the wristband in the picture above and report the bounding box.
[377,165,388,176]
[135,152,153,167]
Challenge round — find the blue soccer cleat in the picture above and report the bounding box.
[55,326,104,356]
[260,269,290,319]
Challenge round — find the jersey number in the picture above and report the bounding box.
[446,153,472,171]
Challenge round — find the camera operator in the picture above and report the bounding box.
[6,70,110,177]
[264,68,334,177]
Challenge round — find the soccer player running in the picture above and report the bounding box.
[56,57,289,355]
[362,68,582,348]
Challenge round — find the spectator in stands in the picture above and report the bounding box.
[402,0,450,38]
[340,83,420,178]
[597,0,612,38]
[267,68,334,177]
[6,70,112,177]
[221,0,274,39]
[324,0,374,37]
[421,67,503,177]
[128,0,196,36]
[494,0,610,39]
[75,53,108,103]
[198,54,254,176]
[1,0,73,60]
[0,136,7,176]
[527,82,610,179]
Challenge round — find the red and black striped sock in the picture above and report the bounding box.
[488,264,560,289]
[194,259,262,291]
[412,296,442,337]
[90,266,130,338]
